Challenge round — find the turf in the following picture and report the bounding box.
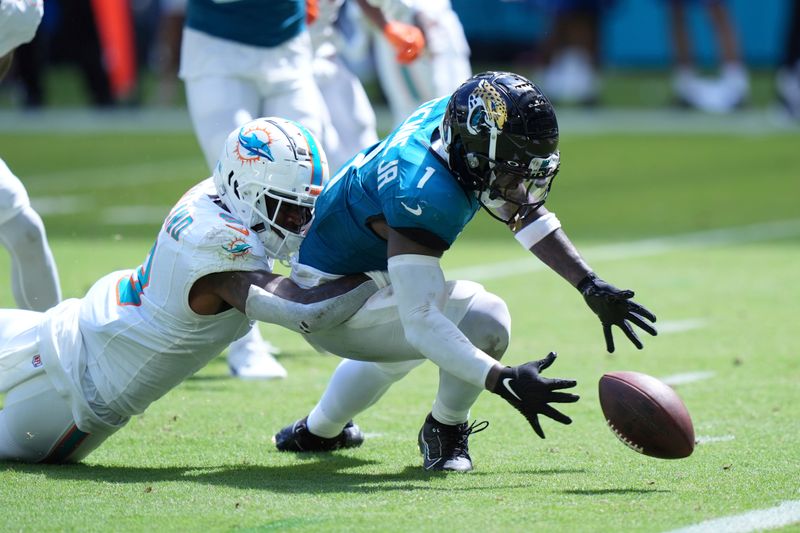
[1,127,799,532]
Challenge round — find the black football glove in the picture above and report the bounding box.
[489,352,579,438]
[577,273,657,353]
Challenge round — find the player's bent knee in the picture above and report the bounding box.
[458,289,511,361]
[1,207,46,252]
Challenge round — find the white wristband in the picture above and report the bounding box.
[514,212,561,250]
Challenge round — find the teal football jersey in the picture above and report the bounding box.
[186,0,304,47]
[299,97,480,275]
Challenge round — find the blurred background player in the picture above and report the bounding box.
[153,0,186,107]
[531,0,615,106]
[667,0,749,113]
[178,0,342,378]
[0,0,61,312]
[365,0,471,126]
[776,0,800,120]
[308,0,380,163]
[307,0,426,161]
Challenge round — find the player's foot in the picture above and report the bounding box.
[417,413,488,472]
[273,417,364,452]
[228,329,287,380]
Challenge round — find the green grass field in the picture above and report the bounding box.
[1,121,799,532]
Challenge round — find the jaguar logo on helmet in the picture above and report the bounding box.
[236,127,275,163]
[466,79,507,135]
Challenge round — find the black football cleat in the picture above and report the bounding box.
[417,413,488,472]
[273,416,364,452]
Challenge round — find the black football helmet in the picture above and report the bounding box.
[441,71,560,224]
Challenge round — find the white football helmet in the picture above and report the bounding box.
[213,117,330,260]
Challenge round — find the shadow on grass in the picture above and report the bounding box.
[1,456,586,494]
[559,488,670,495]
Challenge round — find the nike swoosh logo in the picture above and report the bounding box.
[502,378,522,401]
[226,224,250,236]
[400,202,423,216]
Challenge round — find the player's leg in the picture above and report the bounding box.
[0,207,61,311]
[227,326,286,379]
[315,54,379,165]
[258,32,344,172]
[273,358,422,451]
[275,281,511,464]
[419,289,510,471]
[0,373,113,463]
[413,6,472,99]
[373,36,433,125]
[183,75,261,169]
[0,308,113,463]
[0,159,61,311]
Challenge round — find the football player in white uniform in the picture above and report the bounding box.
[179,0,344,378]
[366,0,471,125]
[0,0,61,312]
[308,0,425,168]
[0,118,377,463]
[309,0,381,165]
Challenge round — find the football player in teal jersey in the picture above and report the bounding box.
[272,71,657,471]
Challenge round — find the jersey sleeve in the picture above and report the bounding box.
[175,211,272,283]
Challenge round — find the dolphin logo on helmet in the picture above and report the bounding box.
[238,130,275,162]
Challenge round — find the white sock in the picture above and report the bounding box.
[307,359,422,438]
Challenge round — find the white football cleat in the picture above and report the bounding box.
[228,327,287,380]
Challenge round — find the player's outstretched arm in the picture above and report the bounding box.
[513,206,657,352]
[194,270,378,333]
[577,273,657,353]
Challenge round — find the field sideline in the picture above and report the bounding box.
[0,122,798,532]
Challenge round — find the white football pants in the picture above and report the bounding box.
[0,309,117,463]
[180,28,343,172]
[304,280,510,436]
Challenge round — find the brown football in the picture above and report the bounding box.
[598,371,695,459]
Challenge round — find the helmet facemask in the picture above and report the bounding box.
[477,151,560,224]
[254,187,314,262]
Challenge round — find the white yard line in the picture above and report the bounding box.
[446,219,800,281]
[694,435,735,444]
[659,371,716,386]
[99,206,173,225]
[654,319,709,334]
[666,500,800,533]
[25,158,202,192]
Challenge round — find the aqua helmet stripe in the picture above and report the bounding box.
[294,122,323,187]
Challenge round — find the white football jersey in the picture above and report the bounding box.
[77,178,271,418]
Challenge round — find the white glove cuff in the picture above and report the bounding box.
[514,212,561,250]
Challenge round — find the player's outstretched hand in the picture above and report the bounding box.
[577,273,657,353]
[489,352,579,438]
